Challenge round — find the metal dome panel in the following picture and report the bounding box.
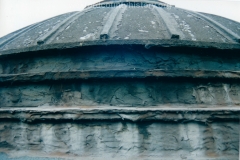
[0,0,240,55]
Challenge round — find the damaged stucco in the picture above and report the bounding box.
[0,120,239,160]
[0,0,240,159]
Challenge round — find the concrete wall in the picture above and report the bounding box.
[0,46,239,159]
[0,121,239,159]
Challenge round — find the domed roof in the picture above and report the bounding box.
[0,0,240,55]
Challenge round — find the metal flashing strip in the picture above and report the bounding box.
[100,4,127,40]
[1,39,240,56]
[184,9,240,43]
[153,6,183,39]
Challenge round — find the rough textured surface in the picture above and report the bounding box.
[0,0,240,159]
[1,46,240,108]
[2,79,240,107]
[4,70,240,83]
[0,108,238,122]
[1,46,240,75]
[0,121,239,159]
[0,153,63,160]
[0,41,239,160]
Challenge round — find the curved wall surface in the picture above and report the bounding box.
[0,1,239,159]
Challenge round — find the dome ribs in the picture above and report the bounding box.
[100,4,127,40]
[152,6,184,40]
[183,9,240,43]
[0,17,55,48]
[37,12,79,45]
[37,8,95,45]
[0,2,240,54]
[36,12,80,45]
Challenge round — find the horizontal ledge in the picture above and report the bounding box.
[0,39,240,56]
[1,70,240,82]
[0,107,239,122]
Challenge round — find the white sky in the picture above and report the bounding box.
[0,0,239,38]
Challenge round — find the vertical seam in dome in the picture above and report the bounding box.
[100,4,127,40]
[0,16,57,48]
[152,6,183,40]
[37,8,95,45]
[183,10,240,43]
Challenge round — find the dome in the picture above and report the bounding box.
[0,0,240,55]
